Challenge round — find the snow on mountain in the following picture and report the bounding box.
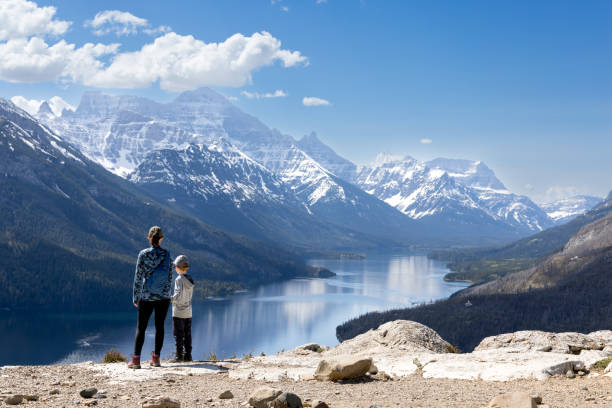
[36,87,555,243]
[357,155,554,233]
[11,96,74,117]
[296,132,357,182]
[0,99,84,168]
[39,88,418,244]
[426,158,554,232]
[541,195,603,224]
[128,140,291,206]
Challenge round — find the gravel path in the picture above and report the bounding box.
[1,362,612,407]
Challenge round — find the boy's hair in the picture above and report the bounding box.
[148,226,163,246]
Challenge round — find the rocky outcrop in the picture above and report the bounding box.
[228,320,612,383]
[475,331,605,354]
[329,320,456,355]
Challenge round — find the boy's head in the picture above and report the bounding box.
[174,255,189,274]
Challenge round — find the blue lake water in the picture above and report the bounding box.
[0,254,468,365]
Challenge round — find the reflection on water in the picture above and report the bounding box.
[0,254,468,365]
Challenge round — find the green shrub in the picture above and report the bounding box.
[102,349,127,363]
[594,357,612,370]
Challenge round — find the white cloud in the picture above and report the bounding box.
[11,95,75,116]
[281,5,289,12]
[0,0,71,41]
[0,2,306,91]
[0,37,75,82]
[420,138,433,144]
[241,89,288,99]
[10,96,42,115]
[82,31,307,91]
[84,10,170,37]
[543,186,582,203]
[302,96,330,106]
[226,96,239,102]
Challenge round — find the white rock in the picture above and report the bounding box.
[476,331,604,354]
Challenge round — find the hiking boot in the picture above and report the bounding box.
[169,353,184,363]
[127,355,141,369]
[150,352,161,367]
[183,353,192,362]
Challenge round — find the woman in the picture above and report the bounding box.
[128,226,173,369]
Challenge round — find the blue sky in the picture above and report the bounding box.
[0,0,610,202]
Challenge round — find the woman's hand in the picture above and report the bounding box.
[133,300,139,308]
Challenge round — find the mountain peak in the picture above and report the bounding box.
[37,101,53,115]
[373,153,414,166]
[426,158,506,190]
[173,87,231,106]
[299,131,321,144]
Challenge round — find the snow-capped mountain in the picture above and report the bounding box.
[36,87,556,245]
[128,141,389,249]
[128,140,290,206]
[541,195,603,224]
[39,88,422,245]
[296,132,357,182]
[426,158,554,232]
[356,154,554,235]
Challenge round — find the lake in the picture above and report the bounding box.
[0,254,468,365]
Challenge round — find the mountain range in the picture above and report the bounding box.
[32,87,596,248]
[0,99,327,310]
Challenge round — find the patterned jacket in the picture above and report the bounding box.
[133,246,173,304]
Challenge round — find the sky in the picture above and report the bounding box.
[0,0,610,203]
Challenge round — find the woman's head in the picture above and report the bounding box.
[148,226,164,247]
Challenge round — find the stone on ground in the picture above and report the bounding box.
[4,395,24,405]
[486,392,539,408]
[314,356,373,381]
[270,392,303,408]
[141,396,181,408]
[248,387,282,408]
[79,387,98,398]
[218,390,233,399]
[311,401,329,408]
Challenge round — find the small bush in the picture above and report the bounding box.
[594,357,612,370]
[243,350,253,361]
[102,349,127,363]
[206,350,217,361]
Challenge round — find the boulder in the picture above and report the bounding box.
[605,360,612,374]
[248,387,282,408]
[476,331,604,354]
[331,320,455,355]
[315,356,373,380]
[141,397,181,408]
[270,392,303,408]
[312,402,329,408]
[486,392,539,408]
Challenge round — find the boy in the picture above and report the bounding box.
[170,255,195,362]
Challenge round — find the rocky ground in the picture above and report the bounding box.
[1,320,612,407]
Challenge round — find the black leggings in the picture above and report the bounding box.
[133,299,170,356]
